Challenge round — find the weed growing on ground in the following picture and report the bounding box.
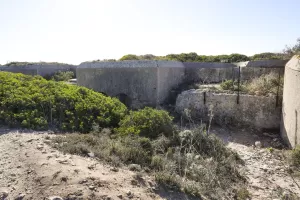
[49,125,245,199]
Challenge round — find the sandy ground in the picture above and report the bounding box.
[211,127,300,200]
[0,127,299,200]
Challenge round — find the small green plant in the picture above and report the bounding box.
[220,80,235,91]
[235,187,251,200]
[267,147,274,153]
[115,107,174,138]
[290,145,300,167]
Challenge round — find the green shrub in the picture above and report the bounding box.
[0,72,127,132]
[115,107,174,138]
[111,135,153,166]
[220,80,235,90]
[45,70,75,81]
[291,145,300,167]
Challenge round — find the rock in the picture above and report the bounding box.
[46,196,63,200]
[0,190,9,199]
[36,144,43,150]
[126,191,133,198]
[117,194,123,199]
[15,193,25,200]
[131,179,138,186]
[26,139,34,142]
[110,167,119,172]
[128,164,141,172]
[78,179,88,184]
[87,152,95,158]
[88,185,96,190]
[255,141,262,148]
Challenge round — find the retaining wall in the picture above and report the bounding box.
[281,56,300,147]
[176,90,281,130]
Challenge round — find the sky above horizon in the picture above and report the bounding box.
[0,0,299,65]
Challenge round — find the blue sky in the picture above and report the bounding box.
[0,0,299,65]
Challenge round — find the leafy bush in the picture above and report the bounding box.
[0,72,127,132]
[119,54,140,61]
[220,80,235,90]
[220,80,246,91]
[44,70,75,81]
[115,107,174,138]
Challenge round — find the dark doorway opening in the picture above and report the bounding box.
[116,93,132,107]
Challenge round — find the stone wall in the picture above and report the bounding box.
[176,90,281,130]
[77,60,185,108]
[281,56,300,147]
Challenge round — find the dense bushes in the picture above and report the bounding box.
[115,107,174,138]
[118,53,250,62]
[44,70,75,82]
[0,72,127,132]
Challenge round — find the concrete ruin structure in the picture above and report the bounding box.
[4,58,300,147]
[281,56,300,148]
[0,63,76,77]
[77,60,185,108]
[176,90,281,130]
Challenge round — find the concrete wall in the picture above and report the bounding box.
[281,56,300,148]
[77,60,185,108]
[0,65,38,76]
[0,64,76,77]
[157,61,185,104]
[184,60,287,84]
[77,61,158,108]
[176,90,281,130]
[184,62,236,83]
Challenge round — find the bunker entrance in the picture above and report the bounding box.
[116,93,132,107]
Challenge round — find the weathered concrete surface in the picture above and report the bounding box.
[77,60,184,108]
[281,56,300,148]
[238,67,284,81]
[0,64,76,77]
[157,61,185,104]
[176,90,281,130]
[184,60,286,84]
[184,62,235,83]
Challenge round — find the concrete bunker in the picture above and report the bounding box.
[76,60,185,109]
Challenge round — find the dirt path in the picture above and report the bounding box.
[0,130,166,200]
[1,128,300,200]
[212,127,300,200]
